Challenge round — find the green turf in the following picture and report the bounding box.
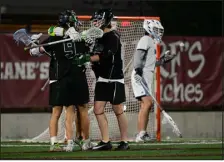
[1,142,223,160]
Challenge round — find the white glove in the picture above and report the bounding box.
[65,27,81,41]
[29,47,43,57]
[53,27,64,36]
[31,33,42,44]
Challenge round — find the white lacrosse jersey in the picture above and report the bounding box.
[136,35,157,72]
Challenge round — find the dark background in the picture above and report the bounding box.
[0,0,223,112]
[0,0,223,36]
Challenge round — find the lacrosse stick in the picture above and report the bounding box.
[13,29,51,57]
[13,27,103,51]
[134,74,182,138]
[41,79,50,91]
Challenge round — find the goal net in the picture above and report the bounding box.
[25,16,161,143]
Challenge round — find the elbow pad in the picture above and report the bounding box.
[29,47,43,57]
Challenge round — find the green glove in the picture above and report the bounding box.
[73,54,91,66]
[48,26,56,36]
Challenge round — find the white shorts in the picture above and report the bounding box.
[131,70,154,99]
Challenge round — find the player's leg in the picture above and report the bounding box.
[63,105,75,151]
[48,81,64,151]
[92,82,112,150]
[72,68,94,150]
[76,103,95,150]
[77,104,89,140]
[136,96,153,142]
[64,107,81,144]
[131,70,154,142]
[49,106,63,151]
[111,82,130,150]
[74,108,83,142]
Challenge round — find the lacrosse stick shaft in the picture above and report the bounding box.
[139,78,182,137]
[24,27,103,51]
[41,79,50,91]
[24,38,72,51]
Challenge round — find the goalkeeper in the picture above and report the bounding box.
[29,10,92,152]
[131,19,176,142]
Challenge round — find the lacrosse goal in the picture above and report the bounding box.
[26,16,162,143]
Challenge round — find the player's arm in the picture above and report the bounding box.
[75,33,120,64]
[29,36,55,57]
[48,26,81,41]
[134,36,149,76]
[90,33,119,63]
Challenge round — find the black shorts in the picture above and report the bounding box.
[49,69,89,107]
[94,82,126,105]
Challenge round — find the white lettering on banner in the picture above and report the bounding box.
[160,40,205,103]
[14,62,26,79]
[40,62,49,80]
[188,41,205,78]
[26,62,36,80]
[0,62,49,80]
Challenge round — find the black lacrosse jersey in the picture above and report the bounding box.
[93,30,124,79]
[42,36,89,80]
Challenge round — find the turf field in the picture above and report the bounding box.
[1,139,223,160]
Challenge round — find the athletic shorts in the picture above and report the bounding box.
[131,70,154,100]
[94,81,126,105]
[49,69,89,107]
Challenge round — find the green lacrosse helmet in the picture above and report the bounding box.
[58,10,81,29]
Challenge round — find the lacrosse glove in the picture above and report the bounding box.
[160,50,177,64]
[31,33,42,44]
[73,54,91,66]
[135,68,143,77]
[48,26,64,36]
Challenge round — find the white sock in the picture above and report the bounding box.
[50,136,57,145]
[67,139,74,145]
[139,130,146,137]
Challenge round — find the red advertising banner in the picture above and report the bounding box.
[160,37,223,106]
[0,34,50,108]
[0,34,223,108]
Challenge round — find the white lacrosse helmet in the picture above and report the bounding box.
[143,19,164,42]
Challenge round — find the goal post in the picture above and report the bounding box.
[25,15,162,143]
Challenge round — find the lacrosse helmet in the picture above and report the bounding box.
[90,8,114,29]
[143,19,164,43]
[58,10,81,29]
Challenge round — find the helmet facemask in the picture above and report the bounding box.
[143,19,164,43]
[153,26,164,43]
[90,9,113,30]
[91,17,105,29]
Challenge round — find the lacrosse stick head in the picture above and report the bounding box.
[13,29,32,46]
[90,8,114,29]
[82,27,104,40]
[162,111,182,138]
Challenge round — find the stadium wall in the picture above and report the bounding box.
[1,112,222,140]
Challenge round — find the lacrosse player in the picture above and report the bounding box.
[131,19,166,142]
[47,17,97,151]
[29,10,92,152]
[87,8,129,150]
[49,9,130,150]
